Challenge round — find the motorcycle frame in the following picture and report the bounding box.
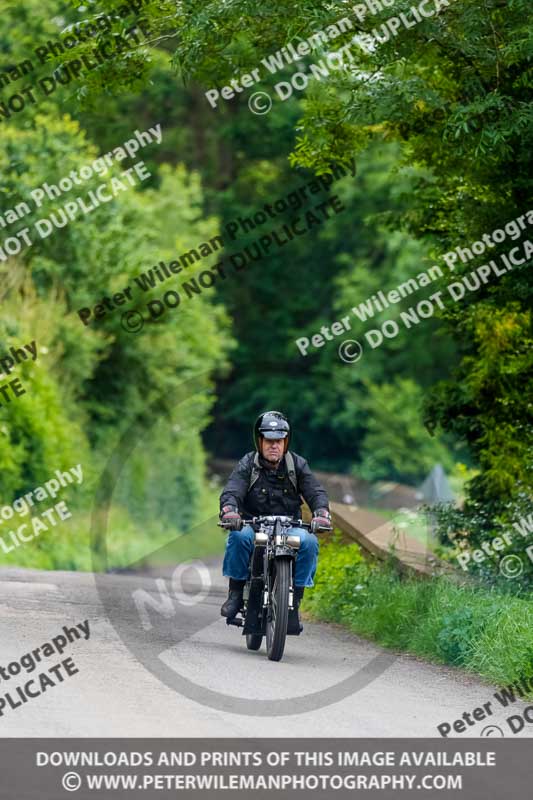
[242,516,300,636]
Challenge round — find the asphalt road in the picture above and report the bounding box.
[0,563,531,738]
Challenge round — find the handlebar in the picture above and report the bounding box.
[246,516,311,528]
[218,515,331,532]
[218,516,310,530]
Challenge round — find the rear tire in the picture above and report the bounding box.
[266,558,290,661]
[246,634,263,650]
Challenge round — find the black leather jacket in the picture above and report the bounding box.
[220,451,330,518]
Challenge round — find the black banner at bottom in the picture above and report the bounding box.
[0,739,529,799]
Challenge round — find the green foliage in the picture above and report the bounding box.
[289,0,533,509]
[437,607,482,665]
[425,303,533,502]
[202,137,458,475]
[3,0,464,489]
[124,0,533,530]
[1,0,530,570]
[356,378,455,483]
[0,281,91,500]
[0,95,233,569]
[304,530,372,619]
[431,491,533,586]
[0,484,225,572]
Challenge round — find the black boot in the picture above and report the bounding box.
[220,578,245,619]
[287,586,305,635]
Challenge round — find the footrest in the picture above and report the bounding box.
[286,626,303,636]
[287,613,303,635]
[226,616,244,627]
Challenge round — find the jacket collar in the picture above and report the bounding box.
[256,452,284,472]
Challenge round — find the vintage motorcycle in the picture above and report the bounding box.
[218,515,325,662]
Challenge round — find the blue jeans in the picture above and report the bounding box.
[222,525,319,588]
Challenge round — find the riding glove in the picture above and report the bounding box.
[310,508,332,533]
[220,505,243,531]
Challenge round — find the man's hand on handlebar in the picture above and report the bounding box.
[310,508,332,533]
[219,505,243,531]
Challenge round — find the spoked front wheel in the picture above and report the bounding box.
[266,558,290,661]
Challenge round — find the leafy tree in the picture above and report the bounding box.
[0,106,233,559]
[3,0,530,567]
[125,0,533,526]
[2,0,461,483]
[357,377,455,483]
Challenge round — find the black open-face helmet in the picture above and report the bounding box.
[253,410,291,452]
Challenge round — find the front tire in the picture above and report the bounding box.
[246,634,263,650]
[266,558,290,661]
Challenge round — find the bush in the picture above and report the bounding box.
[432,492,533,589]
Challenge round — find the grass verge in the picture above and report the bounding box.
[304,533,533,691]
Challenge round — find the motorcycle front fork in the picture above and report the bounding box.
[262,558,295,610]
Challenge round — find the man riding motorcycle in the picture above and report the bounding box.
[219,410,332,632]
